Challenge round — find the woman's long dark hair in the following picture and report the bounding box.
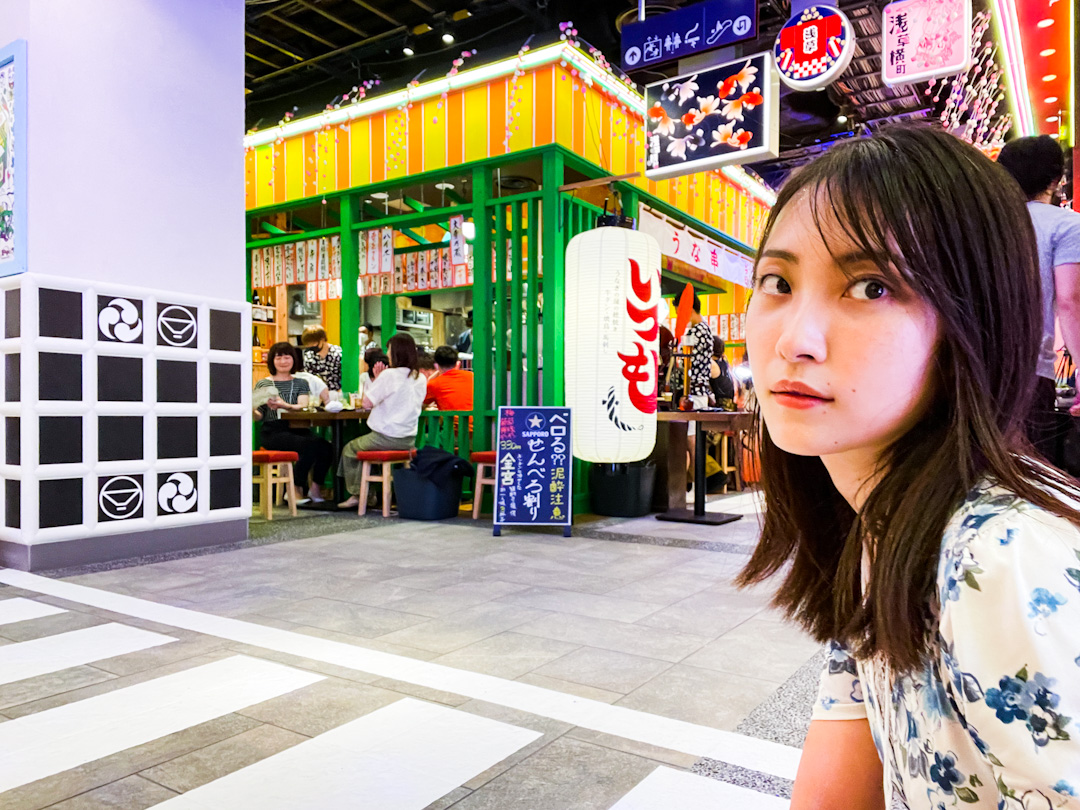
[737,125,1080,672]
[387,332,420,378]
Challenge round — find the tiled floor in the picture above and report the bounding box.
[0,491,823,809]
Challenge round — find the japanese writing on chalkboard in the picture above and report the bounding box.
[495,407,572,528]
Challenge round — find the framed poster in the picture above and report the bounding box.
[0,40,27,277]
[494,406,573,537]
[645,51,779,180]
[881,0,971,86]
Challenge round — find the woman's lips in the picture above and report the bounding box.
[770,381,834,410]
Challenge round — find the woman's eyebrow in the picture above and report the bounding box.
[759,248,798,263]
[836,249,884,266]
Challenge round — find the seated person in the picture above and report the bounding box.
[357,347,388,402]
[709,336,735,410]
[337,333,426,509]
[301,325,343,391]
[417,350,437,380]
[253,343,333,503]
[425,345,474,411]
[294,366,331,406]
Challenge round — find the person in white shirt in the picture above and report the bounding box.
[356,347,387,403]
[337,333,426,509]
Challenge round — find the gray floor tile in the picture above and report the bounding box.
[513,612,709,663]
[493,587,663,623]
[0,665,116,712]
[89,636,230,677]
[616,664,779,731]
[424,787,473,810]
[564,727,700,770]
[514,672,624,704]
[604,572,721,605]
[449,737,658,810]
[236,677,401,737]
[683,616,822,685]
[635,586,768,639]
[376,602,550,654]
[139,723,308,793]
[0,611,109,643]
[483,566,627,595]
[45,775,178,810]
[530,647,673,694]
[383,580,531,618]
[256,596,430,638]
[432,631,579,679]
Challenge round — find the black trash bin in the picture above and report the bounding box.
[393,466,463,520]
[589,462,656,517]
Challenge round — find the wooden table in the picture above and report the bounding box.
[652,410,754,526]
[281,409,369,506]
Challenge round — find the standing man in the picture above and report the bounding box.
[998,136,1080,465]
[301,325,343,392]
[359,323,378,353]
[425,346,474,411]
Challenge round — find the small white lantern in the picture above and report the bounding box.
[565,226,662,463]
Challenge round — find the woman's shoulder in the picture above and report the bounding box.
[254,377,275,388]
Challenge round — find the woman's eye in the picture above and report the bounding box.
[848,279,889,300]
[758,274,791,295]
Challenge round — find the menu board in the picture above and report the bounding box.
[494,406,573,537]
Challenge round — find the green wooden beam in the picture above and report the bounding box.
[260,222,287,235]
[360,203,431,244]
[540,149,564,407]
[402,196,427,213]
[245,226,340,250]
[340,194,360,394]
[471,164,493,453]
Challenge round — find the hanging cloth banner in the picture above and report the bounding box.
[295,242,307,283]
[448,215,468,272]
[358,230,367,276]
[284,243,295,284]
[639,206,754,288]
[251,249,264,289]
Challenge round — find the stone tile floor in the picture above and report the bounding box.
[0,491,822,808]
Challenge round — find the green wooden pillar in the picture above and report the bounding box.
[540,150,565,406]
[339,195,360,392]
[381,293,397,343]
[471,165,494,450]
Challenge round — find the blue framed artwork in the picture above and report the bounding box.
[0,39,27,277]
[493,406,573,537]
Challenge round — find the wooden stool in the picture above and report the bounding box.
[354,450,414,516]
[252,450,299,520]
[716,431,743,494]
[469,451,497,520]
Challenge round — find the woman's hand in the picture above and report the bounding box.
[372,361,387,378]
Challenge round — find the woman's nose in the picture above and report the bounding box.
[774,303,827,363]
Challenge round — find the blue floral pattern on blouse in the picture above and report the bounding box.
[813,482,1080,809]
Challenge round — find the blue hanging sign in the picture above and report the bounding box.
[621,0,758,71]
[494,406,573,537]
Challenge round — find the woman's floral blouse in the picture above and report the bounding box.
[813,482,1080,809]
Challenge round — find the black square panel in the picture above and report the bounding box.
[210,468,242,510]
[5,354,19,402]
[157,360,198,403]
[156,303,198,348]
[98,356,143,402]
[157,471,198,516]
[5,479,18,529]
[4,289,19,339]
[210,310,242,352]
[39,416,82,465]
[39,353,82,401]
[39,479,82,528]
[209,363,241,404]
[99,416,143,462]
[158,417,198,459]
[210,416,242,457]
[39,288,82,340]
[5,417,18,465]
[98,474,144,522]
[97,296,145,344]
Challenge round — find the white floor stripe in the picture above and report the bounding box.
[155,698,541,809]
[0,597,66,626]
[0,569,802,780]
[0,655,323,793]
[0,623,176,687]
[610,766,790,809]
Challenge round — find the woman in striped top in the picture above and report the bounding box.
[253,342,333,504]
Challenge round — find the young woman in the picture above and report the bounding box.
[337,333,426,509]
[253,342,333,503]
[740,126,1080,809]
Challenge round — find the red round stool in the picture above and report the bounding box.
[468,451,497,520]
[353,450,414,516]
[252,450,300,520]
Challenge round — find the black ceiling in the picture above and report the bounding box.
[244,0,946,188]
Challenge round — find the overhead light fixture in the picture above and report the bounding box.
[462,222,476,240]
[1041,48,1056,56]
[402,38,415,57]
[1037,18,1054,26]
[451,9,472,21]
[836,114,849,124]
[442,28,455,44]
[1043,74,1058,81]
[1047,115,1060,122]
[1046,96,1059,103]
[434,182,455,190]
[371,192,389,200]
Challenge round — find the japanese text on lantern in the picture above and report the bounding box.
[617,259,660,415]
[495,407,573,528]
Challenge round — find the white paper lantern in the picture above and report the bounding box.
[565,227,662,463]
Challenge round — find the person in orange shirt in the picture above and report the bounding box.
[424,346,473,411]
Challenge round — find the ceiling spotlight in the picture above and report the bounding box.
[371,192,389,200]
[1047,115,1060,122]
[442,29,455,44]
[434,182,455,190]
[1043,74,1057,81]
[837,114,849,124]
[1037,18,1054,26]
[1040,48,1056,56]
[402,39,415,56]
[1046,96,1059,103]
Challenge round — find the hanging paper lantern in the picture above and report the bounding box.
[565,226,662,463]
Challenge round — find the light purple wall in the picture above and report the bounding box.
[0,0,245,299]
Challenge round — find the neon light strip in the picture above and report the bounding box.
[991,0,1036,134]
[1069,0,1075,146]
[244,43,645,149]
[723,166,777,207]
